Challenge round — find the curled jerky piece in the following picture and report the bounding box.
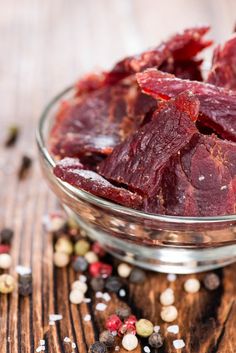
[105,26,211,84]
[54,158,142,208]
[207,34,236,90]
[50,80,155,159]
[98,92,199,198]
[154,134,236,216]
[137,69,236,142]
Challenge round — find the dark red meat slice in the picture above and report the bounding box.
[105,26,211,84]
[54,158,142,208]
[75,72,106,95]
[50,80,156,159]
[137,69,236,142]
[152,134,236,216]
[160,59,203,81]
[207,34,236,90]
[98,92,199,197]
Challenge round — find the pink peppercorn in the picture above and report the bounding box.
[118,323,136,336]
[124,315,137,326]
[89,262,112,278]
[105,315,122,332]
[0,245,10,254]
[92,242,106,257]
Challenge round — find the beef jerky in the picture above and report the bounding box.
[98,92,199,198]
[75,72,106,96]
[54,158,142,208]
[152,134,236,216]
[105,26,211,84]
[50,80,156,159]
[207,34,236,90]
[137,69,236,141]
[160,59,203,81]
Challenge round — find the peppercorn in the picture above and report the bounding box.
[117,263,132,278]
[89,342,107,353]
[184,278,200,293]
[0,274,15,293]
[85,251,99,264]
[122,334,138,351]
[92,242,106,257]
[53,252,70,267]
[116,304,131,320]
[69,289,84,304]
[55,236,73,255]
[136,319,153,337]
[18,272,32,285]
[74,239,90,256]
[203,273,220,290]
[72,280,88,294]
[0,228,14,244]
[99,330,115,347]
[160,305,178,322]
[72,256,88,272]
[90,277,105,292]
[160,288,175,306]
[105,276,123,293]
[0,244,11,254]
[125,315,137,326]
[89,262,112,279]
[18,283,32,296]
[0,253,12,269]
[129,268,146,284]
[106,314,122,332]
[148,333,163,348]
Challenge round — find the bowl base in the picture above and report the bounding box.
[65,206,236,274]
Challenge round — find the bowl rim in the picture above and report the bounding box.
[36,86,236,225]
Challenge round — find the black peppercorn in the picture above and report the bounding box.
[129,268,146,284]
[148,333,163,348]
[99,330,115,347]
[0,228,14,244]
[105,276,123,293]
[115,304,131,320]
[72,256,88,272]
[19,283,32,296]
[90,277,105,292]
[203,273,220,290]
[89,341,107,353]
[19,272,32,285]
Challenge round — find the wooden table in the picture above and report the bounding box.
[0,1,236,352]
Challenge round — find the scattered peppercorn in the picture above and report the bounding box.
[106,314,122,332]
[5,125,20,147]
[117,263,132,278]
[90,262,112,279]
[203,273,220,290]
[85,251,99,264]
[72,256,88,272]
[116,304,131,320]
[160,288,175,306]
[18,282,32,296]
[55,236,73,255]
[53,252,70,267]
[160,305,178,323]
[18,155,32,180]
[129,268,146,284]
[0,244,11,254]
[136,319,153,337]
[74,239,90,256]
[184,278,200,293]
[69,289,84,304]
[92,242,106,257]
[105,276,123,293]
[0,253,12,269]
[122,334,138,351]
[89,341,107,353]
[148,332,163,348]
[99,330,115,347]
[0,228,14,244]
[72,280,88,294]
[90,277,105,292]
[18,272,32,285]
[0,274,15,293]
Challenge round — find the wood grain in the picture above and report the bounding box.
[0,1,236,352]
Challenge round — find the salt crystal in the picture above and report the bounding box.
[96,303,107,311]
[221,185,227,190]
[173,339,185,349]
[153,325,160,333]
[41,348,45,351]
[39,340,45,346]
[198,175,205,181]
[167,273,177,282]
[119,289,126,297]
[115,346,120,351]
[64,337,71,343]
[79,274,87,283]
[49,314,63,322]
[167,325,179,334]
[84,314,91,321]
[49,321,55,326]
[144,346,150,353]
[71,342,76,348]
[83,298,92,303]
[95,291,103,298]
[111,331,117,336]
[16,265,32,275]
[103,292,111,302]
[36,347,42,352]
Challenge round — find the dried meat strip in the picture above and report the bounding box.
[105,26,211,84]
[54,158,142,208]
[207,34,236,90]
[98,92,199,198]
[153,134,236,216]
[137,69,236,142]
[50,80,156,160]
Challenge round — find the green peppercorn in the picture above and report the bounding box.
[74,239,90,256]
[0,274,15,293]
[55,236,73,255]
[136,319,154,337]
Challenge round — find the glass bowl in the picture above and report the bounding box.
[36,87,236,274]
